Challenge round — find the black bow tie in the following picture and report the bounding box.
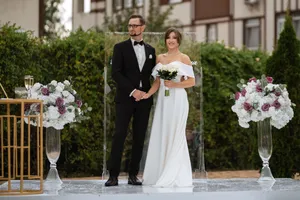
[134,40,144,46]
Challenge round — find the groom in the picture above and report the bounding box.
[105,14,156,187]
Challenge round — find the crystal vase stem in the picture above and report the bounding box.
[45,127,62,185]
[257,118,275,182]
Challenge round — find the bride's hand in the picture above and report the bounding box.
[164,80,176,88]
[141,93,151,99]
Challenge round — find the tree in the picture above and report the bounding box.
[43,0,65,38]
[265,10,300,177]
[103,0,180,32]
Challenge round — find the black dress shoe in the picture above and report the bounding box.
[105,176,118,187]
[128,175,142,185]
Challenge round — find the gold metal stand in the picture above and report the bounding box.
[0,99,43,195]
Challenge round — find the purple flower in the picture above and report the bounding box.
[261,103,270,112]
[56,97,64,107]
[266,76,273,83]
[243,102,253,112]
[275,91,281,96]
[76,100,82,108]
[256,84,262,92]
[41,87,50,96]
[24,103,31,111]
[235,92,240,100]
[272,100,281,109]
[248,77,257,82]
[241,88,247,97]
[36,104,41,112]
[58,106,66,115]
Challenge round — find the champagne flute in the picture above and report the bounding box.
[24,75,34,98]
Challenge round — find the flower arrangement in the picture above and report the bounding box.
[25,80,91,130]
[157,65,178,96]
[231,75,295,129]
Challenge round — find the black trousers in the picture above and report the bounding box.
[108,99,152,177]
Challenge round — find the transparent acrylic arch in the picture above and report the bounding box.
[102,31,207,181]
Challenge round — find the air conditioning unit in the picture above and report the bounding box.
[245,0,259,4]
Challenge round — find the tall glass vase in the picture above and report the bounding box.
[257,118,275,182]
[45,127,63,185]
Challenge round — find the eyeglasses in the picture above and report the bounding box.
[128,24,143,29]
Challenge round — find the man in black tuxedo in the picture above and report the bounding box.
[105,15,156,187]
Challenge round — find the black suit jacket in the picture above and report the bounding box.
[111,39,156,104]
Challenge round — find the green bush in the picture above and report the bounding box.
[0,23,43,97]
[201,42,268,170]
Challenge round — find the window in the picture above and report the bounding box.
[207,24,217,42]
[83,0,91,13]
[124,0,132,8]
[169,0,182,3]
[244,19,260,50]
[276,15,285,39]
[277,14,300,39]
[293,16,300,39]
[114,0,122,10]
[135,0,143,7]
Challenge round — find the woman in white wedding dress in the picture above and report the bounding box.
[141,28,195,187]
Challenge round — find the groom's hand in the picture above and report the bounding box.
[133,90,146,101]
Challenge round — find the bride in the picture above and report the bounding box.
[141,28,195,187]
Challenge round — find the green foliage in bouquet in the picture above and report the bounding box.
[157,68,178,80]
[265,11,300,178]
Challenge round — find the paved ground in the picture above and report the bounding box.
[63,170,260,180]
[1,170,297,184]
[62,170,300,180]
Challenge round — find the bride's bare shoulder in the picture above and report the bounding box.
[156,53,167,64]
[180,53,192,66]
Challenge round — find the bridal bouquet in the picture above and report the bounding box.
[25,80,91,130]
[157,65,178,96]
[231,75,295,129]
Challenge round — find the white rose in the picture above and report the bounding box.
[50,80,58,86]
[62,106,75,123]
[56,85,64,93]
[31,83,42,92]
[62,90,70,97]
[47,106,60,120]
[65,94,75,103]
[57,82,65,90]
[63,80,71,86]
[238,120,249,128]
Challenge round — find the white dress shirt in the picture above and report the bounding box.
[130,38,146,96]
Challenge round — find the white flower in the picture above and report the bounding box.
[31,83,42,92]
[47,106,60,120]
[63,80,71,86]
[62,106,76,123]
[56,85,64,93]
[65,94,75,104]
[62,90,70,97]
[50,80,58,86]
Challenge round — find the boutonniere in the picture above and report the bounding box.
[149,54,153,59]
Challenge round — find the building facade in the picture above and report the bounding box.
[0,0,43,37]
[73,0,300,52]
